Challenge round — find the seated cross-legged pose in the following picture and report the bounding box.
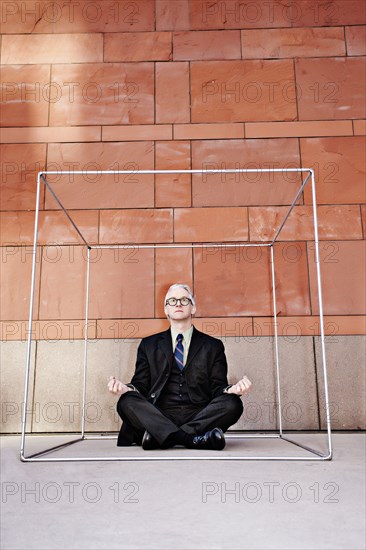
[108,283,252,451]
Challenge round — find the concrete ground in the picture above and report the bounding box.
[1,433,365,550]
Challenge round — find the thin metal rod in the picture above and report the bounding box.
[270,245,283,435]
[279,435,326,458]
[41,175,90,248]
[270,171,311,244]
[81,247,91,438]
[21,454,330,463]
[21,456,330,462]
[94,243,271,249]
[22,456,329,462]
[40,169,314,175]
[20,173,42,459]
[84,433,283,440]
[310,170,333,459]
[20,434,330,462]
[24,437,84,460]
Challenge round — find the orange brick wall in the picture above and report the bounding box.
[1,0,365,342]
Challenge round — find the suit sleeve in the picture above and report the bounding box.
[209,340,231,398]
[127,340,151,397]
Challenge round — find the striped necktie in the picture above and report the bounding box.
[174,334,184,371]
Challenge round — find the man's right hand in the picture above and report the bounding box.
[107,376,131,395]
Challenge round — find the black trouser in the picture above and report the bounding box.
[117,391,243,447]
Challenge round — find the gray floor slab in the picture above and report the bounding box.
[1,433,365,550]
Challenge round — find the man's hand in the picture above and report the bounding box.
[227,376,252,396]
[107,376,132,395]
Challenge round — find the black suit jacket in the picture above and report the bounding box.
[129,326,229,404]
[117,327,230,445]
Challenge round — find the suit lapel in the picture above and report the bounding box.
[157,326,204,370]
[157,329,174,368]
[185,326,204,369]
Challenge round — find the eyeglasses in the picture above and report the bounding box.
[165,297,192,307]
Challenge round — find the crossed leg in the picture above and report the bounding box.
[117,391,243,447]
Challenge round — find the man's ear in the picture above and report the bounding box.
[164,306,169,319]
[191,303,197,316]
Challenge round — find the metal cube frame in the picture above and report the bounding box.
[21,168,332,462]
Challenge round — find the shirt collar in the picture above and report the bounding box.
[170,325,194,347]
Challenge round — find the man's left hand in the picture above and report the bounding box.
[227,376,252,396]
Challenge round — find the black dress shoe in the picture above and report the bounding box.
[191,428,225,450]
[142,431,160,450]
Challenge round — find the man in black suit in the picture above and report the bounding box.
[108,283,252,450]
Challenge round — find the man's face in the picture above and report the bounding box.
[164,288,196,322]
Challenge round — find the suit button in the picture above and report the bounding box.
[151,393,156,398]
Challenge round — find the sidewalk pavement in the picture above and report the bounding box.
[1,433,365,550]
